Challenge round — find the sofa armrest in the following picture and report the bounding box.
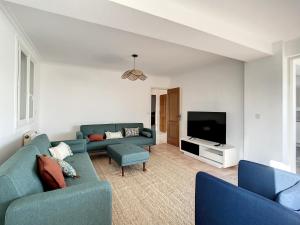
[238,160,300,200]
[195,172,300,225]
[51,139,87,153]
[76,131,84,139]
[143,128,156,145]
[5,181,112,225]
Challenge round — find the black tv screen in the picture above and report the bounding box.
[187,111,226,144]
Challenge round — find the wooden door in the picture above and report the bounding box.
[160,94,167,132]
[167,87,180,146]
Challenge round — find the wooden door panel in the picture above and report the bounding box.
[167,87,180,146]
[160,94,167,132]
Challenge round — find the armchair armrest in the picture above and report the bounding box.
[76,131,83,139]
[143,128,156,145]
[51,139,87,153]
[195,172,300,225]
[5,181,112,225]
[238,160,300,200]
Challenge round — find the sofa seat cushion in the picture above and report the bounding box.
[120,136,153,146]
[64,153,99,186]
[276,181,300,211]
[86,136,153,151]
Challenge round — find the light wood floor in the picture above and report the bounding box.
[91,144,237,225]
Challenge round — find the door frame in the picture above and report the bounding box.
[287,56,300,172]
[150,87,169,144]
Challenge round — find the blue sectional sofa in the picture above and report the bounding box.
[195,160,300,225]
[0,134,112,225]
[76,123,156,152]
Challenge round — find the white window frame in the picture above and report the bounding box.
[16,41,36,127]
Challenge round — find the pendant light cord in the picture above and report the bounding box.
[134,57,135,69]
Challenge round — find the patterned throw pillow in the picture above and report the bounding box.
[49,142,73,160]
[54,158,79,178]
[124,128,139,137]
[105,131,123,139]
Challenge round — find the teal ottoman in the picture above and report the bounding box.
[107,143,150,176]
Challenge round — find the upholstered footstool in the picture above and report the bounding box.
[107,143,150,176]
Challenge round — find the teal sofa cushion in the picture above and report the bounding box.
[86,136,153,151]
[81,124,116,137]
[29,134,51,155]
[0,145,44,225]
[107,143,149,166]
[64,153,99,186]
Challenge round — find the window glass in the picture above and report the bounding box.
[29,61,34,118]
[19,51,27,120]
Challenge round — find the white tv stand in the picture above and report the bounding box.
[180,138,238,168]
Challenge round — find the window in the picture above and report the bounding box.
[17,44,35,126]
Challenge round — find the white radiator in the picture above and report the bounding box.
[23,130,39,146]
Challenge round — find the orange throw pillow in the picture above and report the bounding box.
[37,155,66,190]
[88,134,104,142]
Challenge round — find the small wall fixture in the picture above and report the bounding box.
[121,54,147,81]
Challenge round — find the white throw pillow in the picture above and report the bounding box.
[49,142,73,160]
[105,131,123,139]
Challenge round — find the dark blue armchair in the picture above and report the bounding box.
[195,160,300,225]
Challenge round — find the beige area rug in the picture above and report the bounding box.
[91,144,237,225]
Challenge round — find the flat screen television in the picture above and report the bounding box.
[187,111,226,144]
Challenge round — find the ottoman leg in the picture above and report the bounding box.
[143,162,146,171]
[148,146,151,152]
[109,157,111,164]
[122,166,124,176]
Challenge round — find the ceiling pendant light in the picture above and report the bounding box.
[121,54,147,81]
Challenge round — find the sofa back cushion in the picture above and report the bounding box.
[0,145,44,224]
[81,124,116,137]
[116,123,144,136]
[29,134,51,155]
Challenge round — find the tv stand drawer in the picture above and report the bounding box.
[181,140,199,156]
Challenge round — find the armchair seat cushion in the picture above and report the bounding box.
[276,181,300,211]
[64,153,99,186]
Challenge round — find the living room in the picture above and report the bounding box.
[1,1,300,225]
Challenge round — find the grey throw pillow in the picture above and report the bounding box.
[141,131,152,138]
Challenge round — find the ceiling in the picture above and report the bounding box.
[3,0,300,76]
[4,2,226,76]
[169,0,300,43]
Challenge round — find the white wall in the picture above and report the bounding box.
[39,63,170,140]
[244,43,284,166]
[0,5,39,164]
[170,59,244,158]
